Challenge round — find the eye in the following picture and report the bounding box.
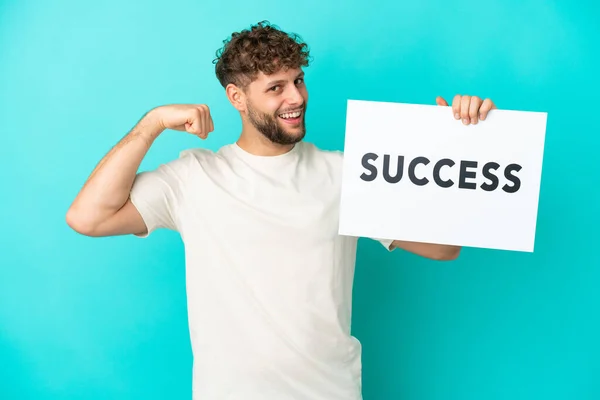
[269,85,280,92]
[295,78,304,85]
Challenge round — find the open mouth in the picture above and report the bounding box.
[278,110,303,125]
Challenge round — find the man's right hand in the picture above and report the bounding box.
[153,104,215,140]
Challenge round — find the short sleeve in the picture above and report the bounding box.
[129,151,191,237]
[371,237,396,252]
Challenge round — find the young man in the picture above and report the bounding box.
[66,21,496,400]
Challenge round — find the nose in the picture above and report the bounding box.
[286,85,304,107]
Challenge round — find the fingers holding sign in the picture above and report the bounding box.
[436,95,497,125]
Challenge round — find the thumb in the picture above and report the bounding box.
[435,96,449,106]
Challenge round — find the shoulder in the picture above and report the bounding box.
[172,146,225,169]
[139,147,220,184]
[299,141,344,168]
[298,141,344,161]
[178,146,217,162]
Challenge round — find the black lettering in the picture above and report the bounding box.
[383,155,405,183]
[503,164,522,193]
[408,157,430,186]
[480,162,500,191]
[433,158,455,188]
[360,153,378,182]
[360,153,521,193]
[459,160,477,189]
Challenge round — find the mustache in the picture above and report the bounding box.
[277,105,306,114]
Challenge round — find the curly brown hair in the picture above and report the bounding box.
[213,21,312,90]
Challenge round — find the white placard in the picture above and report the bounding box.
[339,99,547,252]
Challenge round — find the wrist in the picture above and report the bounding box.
[137,108,165,143]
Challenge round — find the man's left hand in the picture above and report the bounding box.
[436,95,496,125]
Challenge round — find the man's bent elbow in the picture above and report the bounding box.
[65,208,98,237]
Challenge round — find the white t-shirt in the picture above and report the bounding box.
[129,141,394,400]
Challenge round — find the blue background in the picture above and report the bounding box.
[1,0,599,399]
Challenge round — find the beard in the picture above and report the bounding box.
[246,100,307,145]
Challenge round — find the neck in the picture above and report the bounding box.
[236,123,295,157]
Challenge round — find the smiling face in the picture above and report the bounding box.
[243,67,308,145]
[214,21,312,150]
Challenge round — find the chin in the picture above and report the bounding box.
[277,124,305,138]
[272,130,305,146]
[285,129,306,141]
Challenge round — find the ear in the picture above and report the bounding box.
[226,83,247,112]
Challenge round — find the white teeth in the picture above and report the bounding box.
[279,111,301,119]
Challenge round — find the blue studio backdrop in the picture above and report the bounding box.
[1,0,599,399]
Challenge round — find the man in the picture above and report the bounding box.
[66,21,496,400]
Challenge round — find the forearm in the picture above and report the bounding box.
[391,240,461,261]
[67,110,163,228]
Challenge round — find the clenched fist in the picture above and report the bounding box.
[153,104,214,139]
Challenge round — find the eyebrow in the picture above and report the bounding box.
[265,72,304,88]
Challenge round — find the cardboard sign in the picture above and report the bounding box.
[339,99,547,252]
